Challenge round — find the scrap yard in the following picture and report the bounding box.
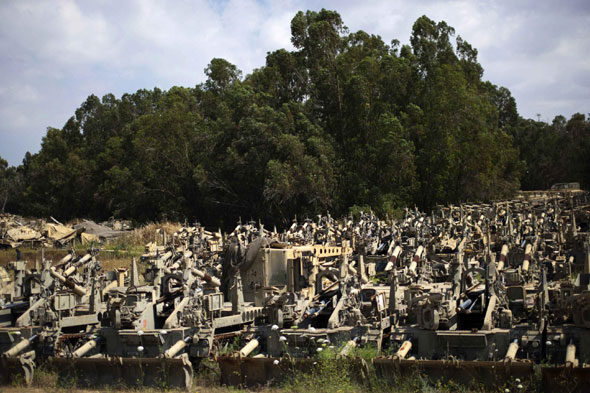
[1,189,590,392]
[2,1,590,392]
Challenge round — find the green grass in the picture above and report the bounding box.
[0,355,551,393]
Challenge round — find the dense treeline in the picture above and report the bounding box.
[1,10,589,228]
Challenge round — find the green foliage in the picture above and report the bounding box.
[352,344,380,361]
[283,346,356,393]
[3,9,585,229]
[217,337,243,356]
[0,156,9,213]
[511,114,590,190]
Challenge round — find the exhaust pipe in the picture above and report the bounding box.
[565,341,578,367]
[72,337,101,358]
[394,340,412,360]
[522,244,532,272]
[239,339,259,357]
[165,336,192,359]
[498,244,509,271]
[385,246,402,271]
[192,268,221,287]
[3,335,37,357]
[504,339,519,361]
[409,246,424,275]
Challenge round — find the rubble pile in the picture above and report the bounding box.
[0,214,132,248]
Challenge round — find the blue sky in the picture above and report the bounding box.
[1,0,589,166]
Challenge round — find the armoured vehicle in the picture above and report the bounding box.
[2,192,590,391]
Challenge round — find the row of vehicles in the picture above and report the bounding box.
[1,193,590,390]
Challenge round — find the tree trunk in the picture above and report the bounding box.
[1,192,7,213]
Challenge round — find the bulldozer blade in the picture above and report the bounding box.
[49,355,193,390]
[218,356,316,387]
[541,366,590,393]
[0,355,36,386]
[373,358,535,388]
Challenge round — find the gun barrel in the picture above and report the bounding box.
[50,267,86,296]
[191,268,221,287]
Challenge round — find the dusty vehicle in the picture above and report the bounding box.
[2,193,590,391]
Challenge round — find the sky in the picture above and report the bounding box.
[1,0,589,166]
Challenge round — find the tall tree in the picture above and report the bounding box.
[9,9,577,228]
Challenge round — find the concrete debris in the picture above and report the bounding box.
[73,220,126,241]
[99,218,133,231]
[5,226,42,244]
[43,223,78,246]
[0,214,130,248]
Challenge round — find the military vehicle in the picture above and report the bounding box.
[1,192,590,391]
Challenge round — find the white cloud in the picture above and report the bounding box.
[331,0,590,119]
[1,0,589,165]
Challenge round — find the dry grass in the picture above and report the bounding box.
[109,222,182,248]
[0,222,182,272]
[99,221,182,271]
[0,249,68,268]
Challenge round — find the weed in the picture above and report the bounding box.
[32,365,58,389]
[282,346,356,393]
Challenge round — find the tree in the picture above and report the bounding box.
[8,9,578,228]
[205,58,242,93]
[0,157,8,212]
